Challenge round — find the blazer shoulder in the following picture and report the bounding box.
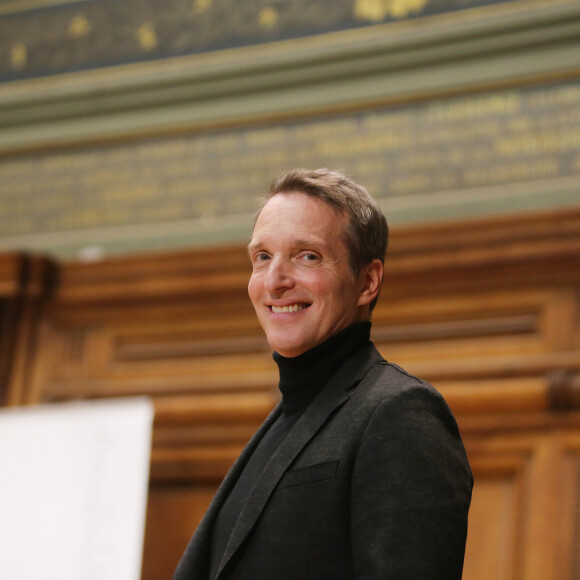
[354,353,462,436]
[359,351,439,400]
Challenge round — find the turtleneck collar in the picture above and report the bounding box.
[273,321,371,415]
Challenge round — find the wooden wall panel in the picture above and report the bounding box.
[142,484,216,580]
[2,207,580,579]
[464,451,528,580]
[557,439,580,580]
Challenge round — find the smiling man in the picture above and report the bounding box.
[174,168,473,580]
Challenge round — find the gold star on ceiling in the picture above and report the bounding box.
[67,13,91,38]
[258,7,279,30]
[10,43,27,70]
[353,0,428,22]
[137,23,158,51]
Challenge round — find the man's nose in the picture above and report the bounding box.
[264,257,295,293]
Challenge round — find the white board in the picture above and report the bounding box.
[0,398,154,580]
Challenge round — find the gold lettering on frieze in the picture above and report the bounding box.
[39,154,81,170]
[433,172,460,190]
[394,151,443,171]
[136,202,187,221]
[354,159,387,176]
[218,172,263,195]
[427,93,521,122]
[527,85,580,108]
[135,144,164,161]
[462,158,559,186]
[217,175,253,192]
[28,194,72,213]
[508,117,532,132]
[244,127,287,147]
[0,216,36,235]
[470,145,496,164]
[291,119,358,141]
[190,179,214,196]
[7,196,45,214]
[542,109,580,127]
[120,183,160,201]
[212,134,243,151]
[389,174,432,194]
[192,198,220,216]
[166,180,195,197]
[162,159,200,177]
[79,169,110,185]
[416,121,500,146]
[317,132,413,157]
[91,187,131,204]
[362,111,412,131]
[139,140,189,160]
[218,152,279,173]
[227,193,253,213]
[77,152,100,167]
[261,151,287,167]
[99,149,135,165]
[53,205,133,229]
[37,176,77,192]
[0,82,577,239]
[0,181,34,196]
[495,129,580,156]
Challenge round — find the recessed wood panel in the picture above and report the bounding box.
[142,484,217,580]
[464,474,520,580]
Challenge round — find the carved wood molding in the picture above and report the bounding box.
[548,370,580,412]
[0,253,56,405]
[54,206,580,305]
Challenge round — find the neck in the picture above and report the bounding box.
[273,321,371,414]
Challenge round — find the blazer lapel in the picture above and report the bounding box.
[173,403,282,580]
[216,342,384,579]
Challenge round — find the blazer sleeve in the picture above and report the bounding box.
[350,376,473,580]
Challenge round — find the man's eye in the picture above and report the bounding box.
[255,253,270,262]
[302,253,319,261]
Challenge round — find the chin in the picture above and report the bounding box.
[268,338,306,358]
[271,345,301,357]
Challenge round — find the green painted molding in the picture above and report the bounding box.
[0,0,579,153]
[1,175,578,260]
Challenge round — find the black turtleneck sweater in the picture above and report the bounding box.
[208,321,371,580]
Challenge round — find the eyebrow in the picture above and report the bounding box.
[247,240,260,253]
[248,237,329,254]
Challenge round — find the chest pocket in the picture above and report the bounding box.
[278,459,339,489]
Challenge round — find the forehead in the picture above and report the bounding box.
[253,192,345,234]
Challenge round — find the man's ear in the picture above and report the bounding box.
[357,259,384,307]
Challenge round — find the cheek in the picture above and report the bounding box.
[248,275,260,304]
[248,272,264,306]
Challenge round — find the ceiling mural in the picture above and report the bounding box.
[1,0,524,82]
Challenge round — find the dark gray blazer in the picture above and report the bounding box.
[173,343,473,580]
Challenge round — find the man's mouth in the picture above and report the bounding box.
[270,303,309,314]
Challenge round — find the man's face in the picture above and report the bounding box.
[248,192,368,357]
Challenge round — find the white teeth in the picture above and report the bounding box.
[272,304,305,313]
